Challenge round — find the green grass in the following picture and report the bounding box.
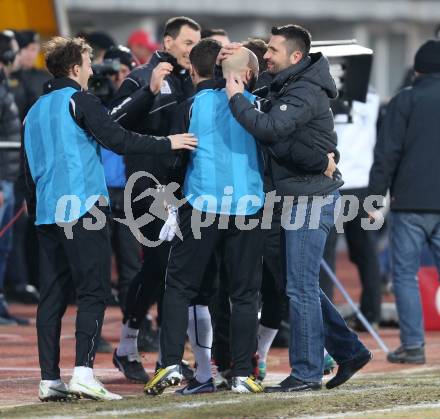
[2,370,440,418]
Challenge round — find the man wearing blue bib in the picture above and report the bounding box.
[145,42,266,395]
[23,36,197,402]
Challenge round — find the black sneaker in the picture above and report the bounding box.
[265,375,321,393]
[137,318,159,353]
[113,349,150,383]
[96,336,113,353]
[326,350,372,389]
[387,346,425,364]
[0,310,29,325]
[0,315,17,325]
[175,377,216,395]
[6,285,40,304]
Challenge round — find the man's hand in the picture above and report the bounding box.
[0,191,4,208]
[168,133,198,151]
[216,42,242,65]
[226,72,245,99]
[368,210,384,223]
[150,62,173,95]
[324,152,336,178]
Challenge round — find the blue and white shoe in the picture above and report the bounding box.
[175,377,216,395]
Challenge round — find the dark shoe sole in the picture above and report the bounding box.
[175,386,216,395]
[40,391,79,402]
[264,384,321,393]
[387,356,425,365]
[144,376,181,396]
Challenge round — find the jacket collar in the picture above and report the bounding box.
[195,78,225,92]
[413,72,440,86]
[271,56,312,92]
[150,51,187,77]
[43,77,82,94]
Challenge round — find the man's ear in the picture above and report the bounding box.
[289,50,303,65]
[70,64,79,78]
[163,35,173,51]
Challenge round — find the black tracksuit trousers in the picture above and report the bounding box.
[36,212,111,380]
[122,194,171,328]
[161,204,263,377]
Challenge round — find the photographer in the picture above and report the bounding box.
[89,45,138,107]
[0,30,29,325]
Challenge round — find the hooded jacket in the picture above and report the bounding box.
[229,53,343,197]
[368,73,440,211]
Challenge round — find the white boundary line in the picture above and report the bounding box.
[34,385,426,419]
[296,402,440,419]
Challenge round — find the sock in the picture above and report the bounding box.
[187,305,212,383]
[257,324,278,362]
[73,366,94,381]
[41,379,62,385]
[116,322,139,357]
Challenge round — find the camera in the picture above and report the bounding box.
[311,40,373,122]
[88,58,122,106]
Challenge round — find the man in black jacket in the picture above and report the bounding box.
[0,30,30,325]
[6,30,48,306]
[226,24,370,392]
[368,39,440,365]
[22,36,196,402]
[110,16,201,383]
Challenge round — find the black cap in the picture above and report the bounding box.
[414,39,440,74]
[82,31,116,51]
[15,30,40,49]
[104,45,138,70]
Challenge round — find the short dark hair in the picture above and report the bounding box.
[243,38,268,73]
[163,16,201,39]
[43,36,92,78]
[201,28,228,39]
[189,38,222,78]
[271,24,311,56]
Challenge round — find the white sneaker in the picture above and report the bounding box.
[39,380,72,402]
[231,376,264,394]
[69,375,122,401]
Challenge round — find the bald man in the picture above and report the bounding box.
[144,40,265,396]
